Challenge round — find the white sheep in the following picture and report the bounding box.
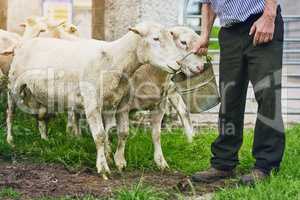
[40,25,204,170]
[112,26,204,171]
[7,22,186,178]
[2,17,79,143]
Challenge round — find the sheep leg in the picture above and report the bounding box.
[6,91,15,145]
[73,112,82,137]
[101,113,114,164]
[151,109,169,170]
[86,109,110,178]
[67,110,82,137]
[103,112,116,132]
[169,93,194,143]
[34,106,50,140]
[114,111,129,171]
[36,107,49,140]
[66,110,75,134]
[81,85,110,178]
[66,110,82,137]
[37,119,48,140]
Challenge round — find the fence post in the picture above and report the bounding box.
[92,0,105,40]
[0,0,7,30]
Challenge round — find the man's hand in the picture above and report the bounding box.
[192,36,209,55]
[193,3,215,55]
[249,15,275,46]
[250,0,277,46]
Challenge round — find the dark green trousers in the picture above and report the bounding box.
[211,7,285,173]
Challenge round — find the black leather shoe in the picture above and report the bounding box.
[240,168,269,186]
[191,167,235,183]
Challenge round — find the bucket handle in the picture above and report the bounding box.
[179,52,212,64]
[178,76,216,93]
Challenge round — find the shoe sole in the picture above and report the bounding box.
[191,174,235,184]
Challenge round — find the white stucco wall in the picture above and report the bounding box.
[139,0,179,26]
[104,0,182,41]
[104,0,140,41]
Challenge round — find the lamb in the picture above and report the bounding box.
[1,17,78,143]
[0,17,51,92]
[0,16,71,78]
[112,26,204,171]
[7,22,187,178]
[41,25,203,170]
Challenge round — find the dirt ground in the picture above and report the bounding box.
[0,161,229,200]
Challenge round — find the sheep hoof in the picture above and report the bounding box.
[102,173,110,180]
[158,163,170,171]
[97,160,111,180]
[155,157,169,171]
[115,161,127,172]
[41,135,48,140]
[114,153,127,172]
[7,139,15,147]
[117,164,126,172]
[6,136,14,147]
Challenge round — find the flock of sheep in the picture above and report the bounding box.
[0,17,205,179]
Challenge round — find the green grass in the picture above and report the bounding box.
[0,187,21,200]
[209,27,220,50]
[214,125,300,200]
[36,196,101,200]
[114,181,169,200]
[34,183,168,200]
[0,118,216,174]
[0,94,299,199]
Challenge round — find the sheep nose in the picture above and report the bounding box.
[176,60,181,65]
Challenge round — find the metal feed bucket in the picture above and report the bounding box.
[172,55,220,113]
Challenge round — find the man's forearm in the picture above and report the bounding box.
[263,0,277,20]
[201,3,216,40]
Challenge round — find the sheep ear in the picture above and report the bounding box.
[0,45,15,55]
[129,25,148,37]
[57,21,66,28]
[170,30,178,39]
[69,25,78,33]
[47,20,65,30]
[129,27,142,36]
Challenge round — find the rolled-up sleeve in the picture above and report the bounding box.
[199,0,210,3]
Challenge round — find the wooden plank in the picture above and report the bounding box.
[211,65,300,77]
[92,0,105,40]
[190,113,300,126]
[193,99,300,115]
[0,0,7,30]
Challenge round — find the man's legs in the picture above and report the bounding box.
[210,27,249,171]
[245,12,285,174]
[192,27,249,183]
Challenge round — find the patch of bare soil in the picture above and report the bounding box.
[0,161,231,200]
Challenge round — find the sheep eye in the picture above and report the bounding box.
[153,37,160,42]
[181,41,187,45]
